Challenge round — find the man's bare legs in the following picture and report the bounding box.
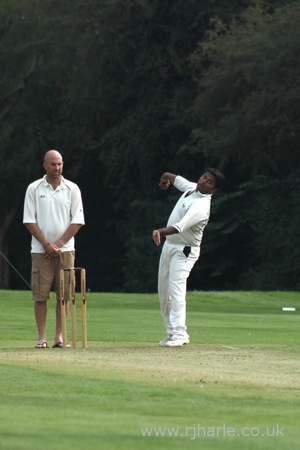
[54,299,69,346]
[34,301,47,347]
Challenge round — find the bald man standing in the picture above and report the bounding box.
[23,150,85,349]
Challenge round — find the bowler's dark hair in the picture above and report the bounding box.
[206,167,225,190]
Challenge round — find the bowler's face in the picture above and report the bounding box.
[196,172,217,194]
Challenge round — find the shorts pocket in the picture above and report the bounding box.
[31,268,39,298]
[31,266,50,301]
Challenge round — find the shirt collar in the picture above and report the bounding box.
[196,190,212,198]
[185,189,211,198]
[43,175,65,188]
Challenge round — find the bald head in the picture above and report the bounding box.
[43,150,64,185]
[44,149,63,163]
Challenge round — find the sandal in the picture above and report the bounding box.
[52,341,70,348]
[35,342,48,349]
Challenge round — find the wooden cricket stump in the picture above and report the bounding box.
[59,267,87,349]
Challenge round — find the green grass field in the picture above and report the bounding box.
[0,290,299,450]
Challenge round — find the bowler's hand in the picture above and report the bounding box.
[159,179,170,190]
[152,230,161,246]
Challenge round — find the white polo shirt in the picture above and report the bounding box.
[166,176,212,247]
[23,175,85,253]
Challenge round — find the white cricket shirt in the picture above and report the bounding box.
[23,175,85,253]
[166,175,212,247]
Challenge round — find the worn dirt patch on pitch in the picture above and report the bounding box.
[1,343,299,395]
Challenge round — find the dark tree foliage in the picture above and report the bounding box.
[84,0,252,291]
[183,1,300,290]
[0,0,299,292]
[186,1,300,179]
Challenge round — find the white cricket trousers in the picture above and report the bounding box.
[158,241,200,340]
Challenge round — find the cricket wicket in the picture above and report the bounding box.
[59,267,87,349]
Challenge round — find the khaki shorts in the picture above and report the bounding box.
[31,251,75,302]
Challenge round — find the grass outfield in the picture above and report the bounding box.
[0,290,299,450]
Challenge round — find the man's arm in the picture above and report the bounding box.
[152,226,178,246]
[24,223,49,249]
[154,172,179,244]
[160,172,177,184]
[159,172,177,189]
[54,224,83,249]
[24,223,83,257]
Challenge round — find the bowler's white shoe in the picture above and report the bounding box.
[159,335,173,346]
[163,337,190,347]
